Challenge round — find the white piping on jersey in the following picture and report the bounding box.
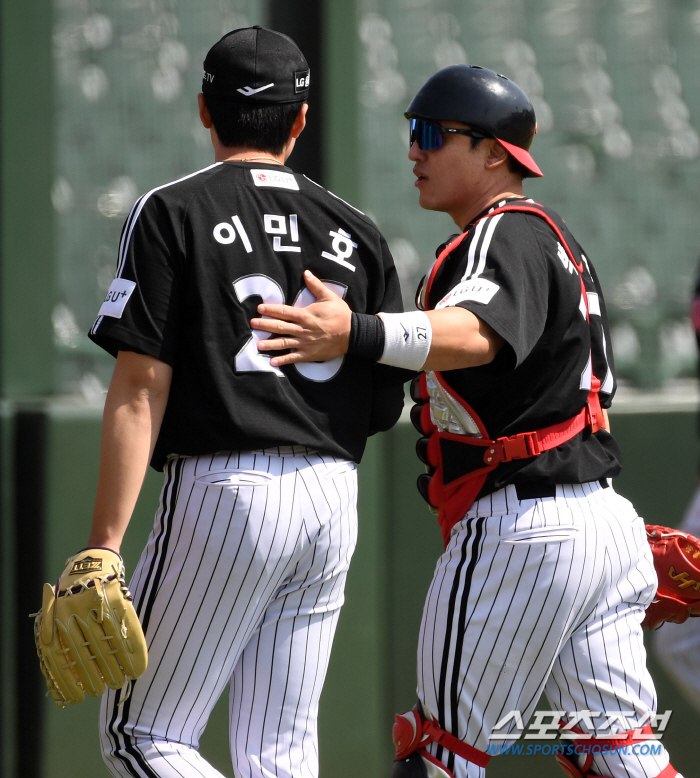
[472,212,505,278]
[578,291,587,319]
[460,211,506,281]
[584,292,613,393]
[462,217,488,281]
[115,162,223,279]
[600,331,614,394]
[302,175,366,215]
[489,198,535,210]
[92,162,223,335]
[580,351,592,392]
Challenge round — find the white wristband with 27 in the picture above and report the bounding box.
[377,310,433,371]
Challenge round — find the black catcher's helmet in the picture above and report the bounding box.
[405,64,543,177]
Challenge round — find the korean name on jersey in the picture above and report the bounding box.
[90,162,405,470]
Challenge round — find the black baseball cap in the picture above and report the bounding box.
[202,26,310,104]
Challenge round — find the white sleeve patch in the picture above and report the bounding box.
[98,278,137,319]
[250,169,299,190]
[436,278,500,309]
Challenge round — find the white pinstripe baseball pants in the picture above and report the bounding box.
[99,449,358,778]
[418,481,677,778]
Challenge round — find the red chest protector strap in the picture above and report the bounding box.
[417,203,606,547]
[423,202,588,310]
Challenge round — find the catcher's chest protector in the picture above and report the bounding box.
[414,203,606,547]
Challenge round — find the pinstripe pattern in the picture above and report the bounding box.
[99,450,358,778]
[418,483,673,778]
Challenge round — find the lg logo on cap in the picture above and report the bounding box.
[294,70,310,93]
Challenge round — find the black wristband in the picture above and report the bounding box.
[347,312,385,361]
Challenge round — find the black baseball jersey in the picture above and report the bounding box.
[90,161,405,469]
[421,197,622,496]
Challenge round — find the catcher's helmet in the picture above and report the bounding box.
[405,65,543,177]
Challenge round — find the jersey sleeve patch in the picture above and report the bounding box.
[98,278,137,319]
[250,169,299,190]
[435,278,500,309]
[586,292,601,316]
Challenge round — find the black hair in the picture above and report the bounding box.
[204,96,304,154]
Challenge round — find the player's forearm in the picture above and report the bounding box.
[421,307,503,371]
[88,352,172,552]
[252,270,502,370]
[356,307,502,371]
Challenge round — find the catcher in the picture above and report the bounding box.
[249,64,693,778]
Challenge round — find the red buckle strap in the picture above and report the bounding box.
[422,719,491,768]
[393,709,491,769]
[482,401,600,468]
[586,378,604,433]
[486,431,542,465]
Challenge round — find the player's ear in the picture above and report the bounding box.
[198,93,212,130]
[290,103,308,140]
[484,139,509,170]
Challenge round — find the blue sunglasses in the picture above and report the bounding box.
[409,118,488,150]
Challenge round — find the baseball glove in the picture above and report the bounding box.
[642,525,700,630]
[33,547,147,707]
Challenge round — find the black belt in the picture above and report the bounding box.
[515,479,609,501]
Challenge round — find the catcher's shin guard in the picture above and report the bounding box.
[391,752,455,778]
